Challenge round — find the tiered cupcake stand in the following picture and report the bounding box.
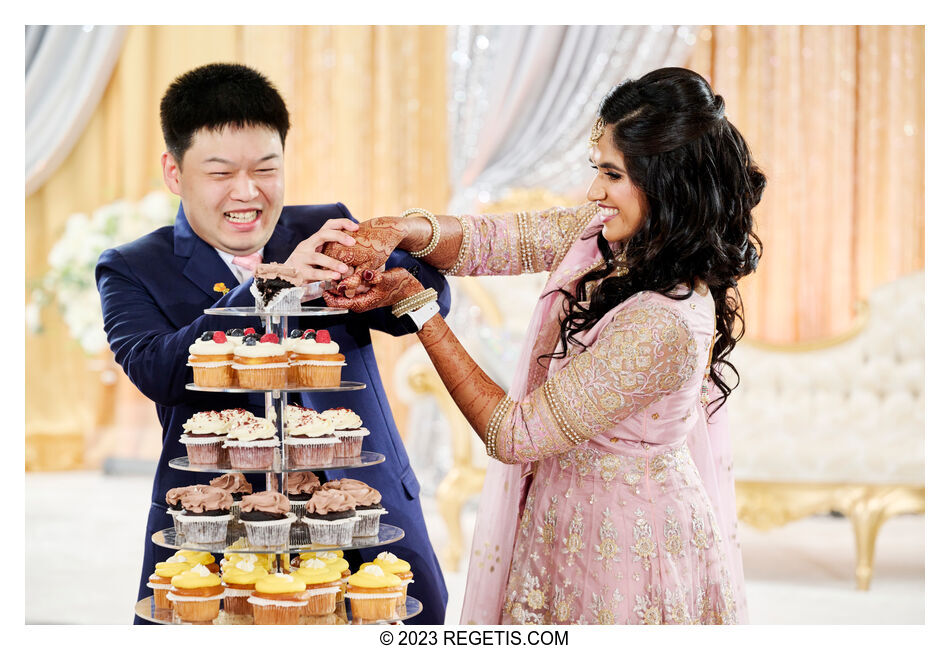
[134,306,422,625]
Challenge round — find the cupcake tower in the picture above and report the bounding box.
[140,301,419,624]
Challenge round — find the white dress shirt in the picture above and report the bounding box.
[215,248,264,284]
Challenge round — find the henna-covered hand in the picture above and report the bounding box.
[322,217,408,276]
[323,267,424,313]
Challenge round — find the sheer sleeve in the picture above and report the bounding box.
[491,301,700,464]
[445,202,598,276]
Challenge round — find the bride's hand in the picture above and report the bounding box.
[324,267,424,313]
[322,217,408,276]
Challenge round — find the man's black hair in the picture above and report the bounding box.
[160,62,290,162]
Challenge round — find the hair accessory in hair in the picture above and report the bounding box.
[588,117,606,148]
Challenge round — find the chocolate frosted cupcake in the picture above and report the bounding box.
[251,262,305,312]
[285,471,322,519]
[209,473,253,518]
[239,491,295,548]
[165,485,197,536]
[177,486,233,544]
[285,411,338,468]
[322,479,386,537]
[303,489,358,547]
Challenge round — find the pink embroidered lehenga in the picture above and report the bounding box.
[450,203,747,624]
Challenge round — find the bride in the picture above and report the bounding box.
[324,67,764,624]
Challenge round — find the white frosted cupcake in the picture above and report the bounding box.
[222,416,279,470]
[187,331,235,387]
[179,410,229,466]
[286,410,338,468]
[321,408,369,458]
[232,334,289,389]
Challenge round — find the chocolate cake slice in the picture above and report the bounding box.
[251,263,304,311]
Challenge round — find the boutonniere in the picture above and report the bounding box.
[213,282,230,296]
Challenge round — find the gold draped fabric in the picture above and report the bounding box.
[688,25,924,343]
[25,26,449,463]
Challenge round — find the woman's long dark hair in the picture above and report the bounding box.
[544,68,764,413]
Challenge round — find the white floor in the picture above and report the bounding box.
[24,471,924,625]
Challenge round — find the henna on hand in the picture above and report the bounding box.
[323,217,408,274]
[323,267,424,312]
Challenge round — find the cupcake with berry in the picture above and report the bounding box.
[345,564,403,622]
[176,485,233,544]
[222,415,279,470]
[179,410,229,466]
[166,563,225,623]
[248,573,310,624]
[293,329,346,387]
[231,332,289,389]
[285,471,322,519]
[221,557,270,617]
[321,408,370,458]
[187,330,235,387]
[284,329,305,384]
[303,489,358,547]
[209,472,253,518]
[293,560,344,617]
[285,410,338,468]
[225,327,253,346]
[238,490,296,549]
[146,558,193,609]
[322,478,386,537]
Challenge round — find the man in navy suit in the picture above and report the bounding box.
[95,63,449,624]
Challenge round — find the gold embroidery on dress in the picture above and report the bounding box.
[552,583,578,623]
[664,587,693,624]
[518,492,536,539]
[634,592,662,625]
[590,589,623,625]
[690,505,711,550]
[631,508,658,570]
[537,495,558,546]
[663,506,686,558]
[561,503,586,565]
[594,507,621,567]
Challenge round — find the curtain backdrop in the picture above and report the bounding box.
[25,26,449,457]
[26,25,127,195]
[688,25,924,342]
[447,25,697,212]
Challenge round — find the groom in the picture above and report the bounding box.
[95,63,449,624]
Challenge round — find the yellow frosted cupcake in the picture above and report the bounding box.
[306,551,350,602]
[146,560,193,609]
[248,573,309,625]
[167,564,224,623]
[345,564,402,621]
[372,552,413,606]
[221,558,270,616]
[294,561,344,616]
[171,550,219,573]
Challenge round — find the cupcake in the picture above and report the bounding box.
[345,564,403,622]
[321,408,369,458]
[285,411,338,468]
[221,552,273,572]
[322,478,386,537]
[284,330,304,384]
[187,330,235,387]
[238,491,296,548]
[223,416,279,470]
[225,327,252,346]
[165,486,197,536]
[251,263,305,312]
[232,334,289,389]
[248,573,309,624]
[302,553,350,603]
[221,557,270,616]
[220,407,257,429]
[293,330,346,387]
[166,563,224,623]
[146,559,193,609]
[285,471,322,519]
[179,410,229,466]
[209,472,253,518]
[372,552,413,606]
[303,489,358,547]
[170,549,220,573]
[293,560,344,616]
[177,485,233,544]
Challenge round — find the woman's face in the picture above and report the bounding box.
[586,125,647,242]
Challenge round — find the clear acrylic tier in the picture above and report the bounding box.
[169,451,385,474]
[185,380,366,394]
[135,595,421,625]
[204,306,348,317]
[152,522,404,554]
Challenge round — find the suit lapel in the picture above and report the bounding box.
[173,203,244,300]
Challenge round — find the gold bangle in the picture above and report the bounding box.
[484,395,513,459]
[516,210,535,273]
[402,208,441,258]
[392,288,438,318]
[442,216,471,276]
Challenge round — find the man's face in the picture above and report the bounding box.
[162,125,285,255]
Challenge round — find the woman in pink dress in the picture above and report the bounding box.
[324,67,764,624]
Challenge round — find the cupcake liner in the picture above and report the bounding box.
[148,582,173,609]
[334,430,369,458]
[241,513,297,548]
[223,595,253,617]
[224,439,279,469]
[288,499,311,520]
[249,595,308,625]
[352,508,387,537]
[190,364,234,388]
[166,507,184,536]
[234,364,288,389]
[177,512,232,544]
[296,363,343,387]
[285,437,338,468]
[304,516,357,547]
[179,436,228,466]
[345,590,401,621]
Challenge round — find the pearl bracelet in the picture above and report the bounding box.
[392,288,438,318]
[442,216,471,276]
[484,395,513,459]
[402,208,441,258]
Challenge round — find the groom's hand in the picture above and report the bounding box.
[283,218,358,284]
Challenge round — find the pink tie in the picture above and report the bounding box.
[232,252,263,272]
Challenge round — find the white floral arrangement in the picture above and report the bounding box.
[27,191,179,354]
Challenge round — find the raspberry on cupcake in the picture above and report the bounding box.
[187,330,235,387]
[292,329,346,387]
[222,416,279,470]
[179,410,229,466]
[232,333,289,389]
[238,490,295,549]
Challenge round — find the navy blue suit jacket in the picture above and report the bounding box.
[96,202,449,624]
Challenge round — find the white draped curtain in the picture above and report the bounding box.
[447,25,697,212]
[26,25,126,195]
